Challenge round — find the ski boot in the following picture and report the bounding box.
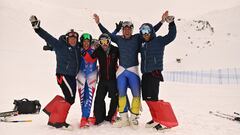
[113,112,130,128]
[80,117,89,128]
[88,117,96,126]
[129,113,139,129]
[145,120,159,128]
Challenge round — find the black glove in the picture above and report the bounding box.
[43,43,53,51]
[81,51,86,57]
[115,21,123,32]
[151,70,164,81]
[29,15,40,29]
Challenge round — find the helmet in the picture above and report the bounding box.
[80,33,92,43]
[139,24,151,35]
[139,23,156,41]
[66,29,79,39]
[99,33,111,45]
[122,21,134,29]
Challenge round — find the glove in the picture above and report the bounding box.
[92,39,100,49]
[81,51,86,57]
[115,21,123,32]
[151,70,164,81]
[29,15,40,29]
[165,16,175,23]
[43,43,53,51]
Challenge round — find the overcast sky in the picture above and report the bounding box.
[41,0,240,18]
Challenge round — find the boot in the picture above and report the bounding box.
[48,99,71,128]
[80,117,89,128]
[88,117,96,126]
[145,101,159,128]
[105,110,118,123]
[43,95,64,116]
[129,113,139,129]
[113,112,129,128]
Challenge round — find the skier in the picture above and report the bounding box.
[91,33,119,125]
[139,15,177,130]
[29,15,80,129]
[76,33,98,128]
[93,12,168,129]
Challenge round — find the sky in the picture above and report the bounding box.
[38,0,240,19]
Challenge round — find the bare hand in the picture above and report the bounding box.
[93,13,100,24]
[161,11,169,23]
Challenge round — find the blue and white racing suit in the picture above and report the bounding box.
[77,47,98,118]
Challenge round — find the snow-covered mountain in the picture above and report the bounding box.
[0,0,240,135]
[164,5,240,71]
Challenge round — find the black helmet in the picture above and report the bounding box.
[66,29,79,40]
[99,33,111,45]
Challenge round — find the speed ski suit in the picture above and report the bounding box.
[76,46,97,127]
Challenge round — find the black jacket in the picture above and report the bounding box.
[92,45,119,81]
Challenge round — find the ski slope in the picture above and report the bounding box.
[0,0,240,135]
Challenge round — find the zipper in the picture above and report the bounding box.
[144,43,148,72]
[106,54,110,80]
[74,47,79,75]
[154,56,157,64]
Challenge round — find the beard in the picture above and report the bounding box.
[101,45,108,51]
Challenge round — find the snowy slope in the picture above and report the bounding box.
[0,0,240,135]
[164,5,240,71]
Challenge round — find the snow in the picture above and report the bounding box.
[0,0,240,134]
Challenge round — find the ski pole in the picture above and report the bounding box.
[209,111,235,121]
[1,119,32,123]
[216,111,235,118]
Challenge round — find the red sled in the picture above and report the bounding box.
[148,100,178,128]
[157,100,178,128]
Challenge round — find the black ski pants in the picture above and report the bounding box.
[93,80,118,124]
[56,73,77,105]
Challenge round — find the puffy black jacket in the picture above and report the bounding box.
[91,45,119,81]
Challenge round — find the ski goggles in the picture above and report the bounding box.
[66,32,78,38]
[140,24,151,35]
[82,33,91,40]
[122,21,134,28]
[100,38,109,45]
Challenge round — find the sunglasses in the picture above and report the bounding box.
[140,25,151,35]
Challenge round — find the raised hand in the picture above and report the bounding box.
[115,21,123,32]
[161,11,169,23]
[29,15,40,29]
[166,16,175,23]
[93,14,100,24]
